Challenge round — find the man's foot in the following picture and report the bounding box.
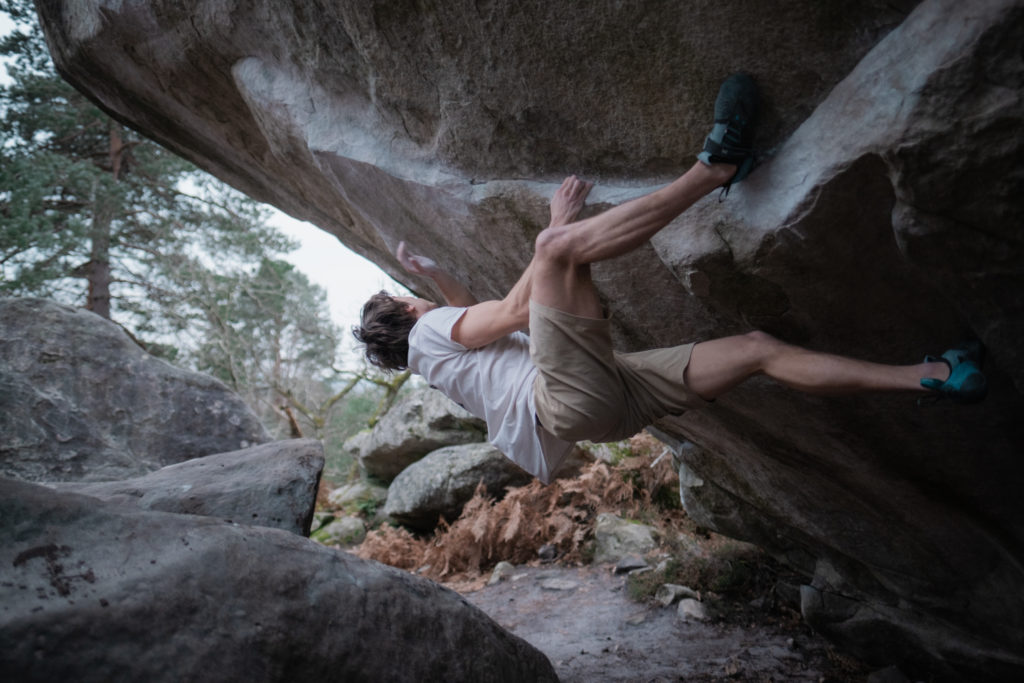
[697,73,759,192]
[920,340,988,404]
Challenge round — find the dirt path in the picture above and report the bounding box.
[458,565,863,682]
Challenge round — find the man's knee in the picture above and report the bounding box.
[740,330,793,367]
[743,330,779,348]
[535,225,575,265]
[717,330,780,366]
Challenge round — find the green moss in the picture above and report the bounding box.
[652,484,683,511]
[355,498,380,517]
[579,539,597,565]
[626,542,766,602]
[626,557,681,601]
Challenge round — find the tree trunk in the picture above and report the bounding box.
[87,184,114,321]
[86,186,113,319]
[279,404,304,438]
[85,123,123,319]
[367,370,411,427]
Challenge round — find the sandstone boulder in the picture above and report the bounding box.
[33,0,912,303]
[384,443,533,531]
[0,298,269,482]
[51,439,323,536]
[34,0,1024,678]
[592,513,659,565]
[354,387,486,481]
[0,478,557,682]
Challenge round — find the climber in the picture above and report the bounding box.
[353,73,986,482]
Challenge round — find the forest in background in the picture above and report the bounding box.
[0,0,408,480]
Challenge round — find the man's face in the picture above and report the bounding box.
[394,296,437,320]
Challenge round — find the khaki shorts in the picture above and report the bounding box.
[530,301,709,443]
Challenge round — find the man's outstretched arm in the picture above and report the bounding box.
[451,175,593,348]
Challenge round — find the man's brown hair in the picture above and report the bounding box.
[352,291,417,371]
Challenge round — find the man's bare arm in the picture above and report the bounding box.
[452,176,593,348]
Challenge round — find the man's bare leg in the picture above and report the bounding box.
[530,161,735,316]
[525,67,981,404]
[529,166,953,401]
[528,161,964,402]
[684,332,951,400]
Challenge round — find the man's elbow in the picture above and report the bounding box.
[498,298,529,330]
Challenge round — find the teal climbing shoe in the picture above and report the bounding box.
[920,340,988,404]
[697,72,759,192]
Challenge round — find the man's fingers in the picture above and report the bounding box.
[568,178,592,203]
[559,175,589,195]
[397,243,412,267]
[397,241,420,273]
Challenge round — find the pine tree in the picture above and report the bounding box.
[0,0,291,329]
[1,1,406,449]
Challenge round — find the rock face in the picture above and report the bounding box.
[0,298,269,482]
[0,478,557,682]
[34,0,1024,678]
[52,439,324,536]
[34,0,913,296]
[353,387,486,481]
[384,442,534,531]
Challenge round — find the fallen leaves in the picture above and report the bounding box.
[355,433,681,584]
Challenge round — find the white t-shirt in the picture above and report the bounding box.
[407,306,575,484]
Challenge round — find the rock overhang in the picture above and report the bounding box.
[31,0,1024,678]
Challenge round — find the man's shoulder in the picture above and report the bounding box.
[410,306,468,350]
[415,305,465,331]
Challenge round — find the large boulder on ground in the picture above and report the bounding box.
[353,387,486,481]
[51,439,324,536]
[0,298,269,482]
[384,443,534,532]
[592,513,659,565]
[35,0,1024,678]
[0,478,557,682]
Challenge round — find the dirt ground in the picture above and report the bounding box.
[456,564,867,683]
[343,436,872,681]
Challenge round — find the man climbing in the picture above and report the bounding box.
[353,74,986,483]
